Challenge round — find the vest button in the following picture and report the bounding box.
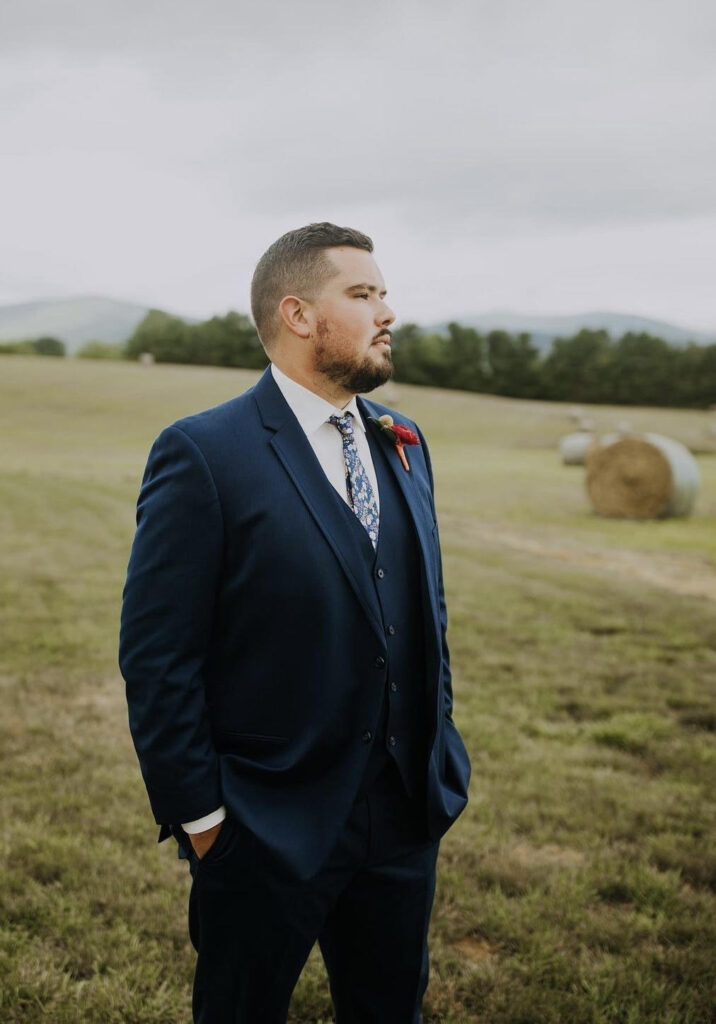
[362,730,373,743]
[388,735,397,747]
[390,681,398,692]
[374,655,386,668]
[376,568,385,579]
[387,625,396,635]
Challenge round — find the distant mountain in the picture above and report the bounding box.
[427,311,716,351]
[0,296,195,353]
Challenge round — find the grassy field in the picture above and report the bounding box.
[1,355,714,1024]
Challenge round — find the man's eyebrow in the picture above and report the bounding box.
[346,282,388,296]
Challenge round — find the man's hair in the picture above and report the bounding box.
[250,222,373,349]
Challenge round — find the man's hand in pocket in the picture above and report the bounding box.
[189,821,223,859]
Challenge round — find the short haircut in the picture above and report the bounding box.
[250,222,373,348]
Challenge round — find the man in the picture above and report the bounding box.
[119,222,470,1024]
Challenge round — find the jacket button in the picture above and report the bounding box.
[388,735,397,747]
[390,681,398,692]
[362,730,373,743]
[374,655,386,668]
[387,625,396,635]
[376,568,385,579]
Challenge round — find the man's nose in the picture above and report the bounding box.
[376,302,395,327]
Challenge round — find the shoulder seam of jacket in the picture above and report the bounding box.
[166,424,225,521]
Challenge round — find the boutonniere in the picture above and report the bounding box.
[368,414,420,472]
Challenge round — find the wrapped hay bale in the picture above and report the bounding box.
[560,431,594,465]
[585,432,700,518]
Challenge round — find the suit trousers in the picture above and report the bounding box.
[183,760,439,1024]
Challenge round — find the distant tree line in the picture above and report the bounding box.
[0,336,66,357]
[2,310,714,408]
[390,323,716,408]
[121,311,716,407]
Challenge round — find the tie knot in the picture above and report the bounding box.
[329,412,354,437]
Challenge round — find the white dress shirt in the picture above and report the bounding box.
[182,363,381,834]
[268,362,380,512]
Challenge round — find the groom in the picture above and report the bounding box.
[119,222,470,1023]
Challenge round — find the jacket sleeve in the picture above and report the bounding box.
[119,425,224,825]
[415,424,454,720]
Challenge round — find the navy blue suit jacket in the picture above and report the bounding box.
[119,366,470,879]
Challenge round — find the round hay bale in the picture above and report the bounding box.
[560,431,594,465]
[585,433,700,519]
[644,433,701,517]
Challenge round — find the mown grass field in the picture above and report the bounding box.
[1,355,715,1024]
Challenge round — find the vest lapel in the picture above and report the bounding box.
[359,396,440,627]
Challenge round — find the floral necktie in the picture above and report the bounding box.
[328,412,380,549]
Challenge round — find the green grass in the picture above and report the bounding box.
[1,355,715,1023]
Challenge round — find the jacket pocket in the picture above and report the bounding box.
[213,730,288,755]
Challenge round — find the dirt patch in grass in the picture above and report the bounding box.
[452,935,500,963]
[509,843,586,870]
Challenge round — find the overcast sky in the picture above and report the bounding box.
[2,0,715,329]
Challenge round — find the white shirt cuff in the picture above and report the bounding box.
[181,805,227,834]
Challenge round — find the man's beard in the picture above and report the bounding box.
[314,320,393,395]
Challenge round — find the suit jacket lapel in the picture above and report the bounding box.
[252,369,385,645]
[358,396,440,627]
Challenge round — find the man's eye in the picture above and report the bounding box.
[356,293,369,299]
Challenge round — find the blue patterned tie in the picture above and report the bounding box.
[329,412,380,548]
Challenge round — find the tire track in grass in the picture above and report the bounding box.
[451,519,716,602]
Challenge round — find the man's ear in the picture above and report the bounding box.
[278,295,312,339]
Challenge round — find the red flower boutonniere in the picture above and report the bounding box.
[368,414,420,472]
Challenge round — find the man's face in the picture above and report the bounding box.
[309,247,395,396]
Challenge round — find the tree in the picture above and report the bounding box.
[485,330,541,398]
[32,336,66,357]
[125,310,194,364]
[667,342,716,409]
[189,312,267,369]
[609,332,678,406]
[390,324,450,387]
[441,323,489,392]
[540,329,613,402]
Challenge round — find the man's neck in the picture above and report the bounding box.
[271,360,354,410]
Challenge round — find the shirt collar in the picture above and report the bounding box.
[270,363,365,437]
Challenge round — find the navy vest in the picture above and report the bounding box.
[332,419,429,803]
